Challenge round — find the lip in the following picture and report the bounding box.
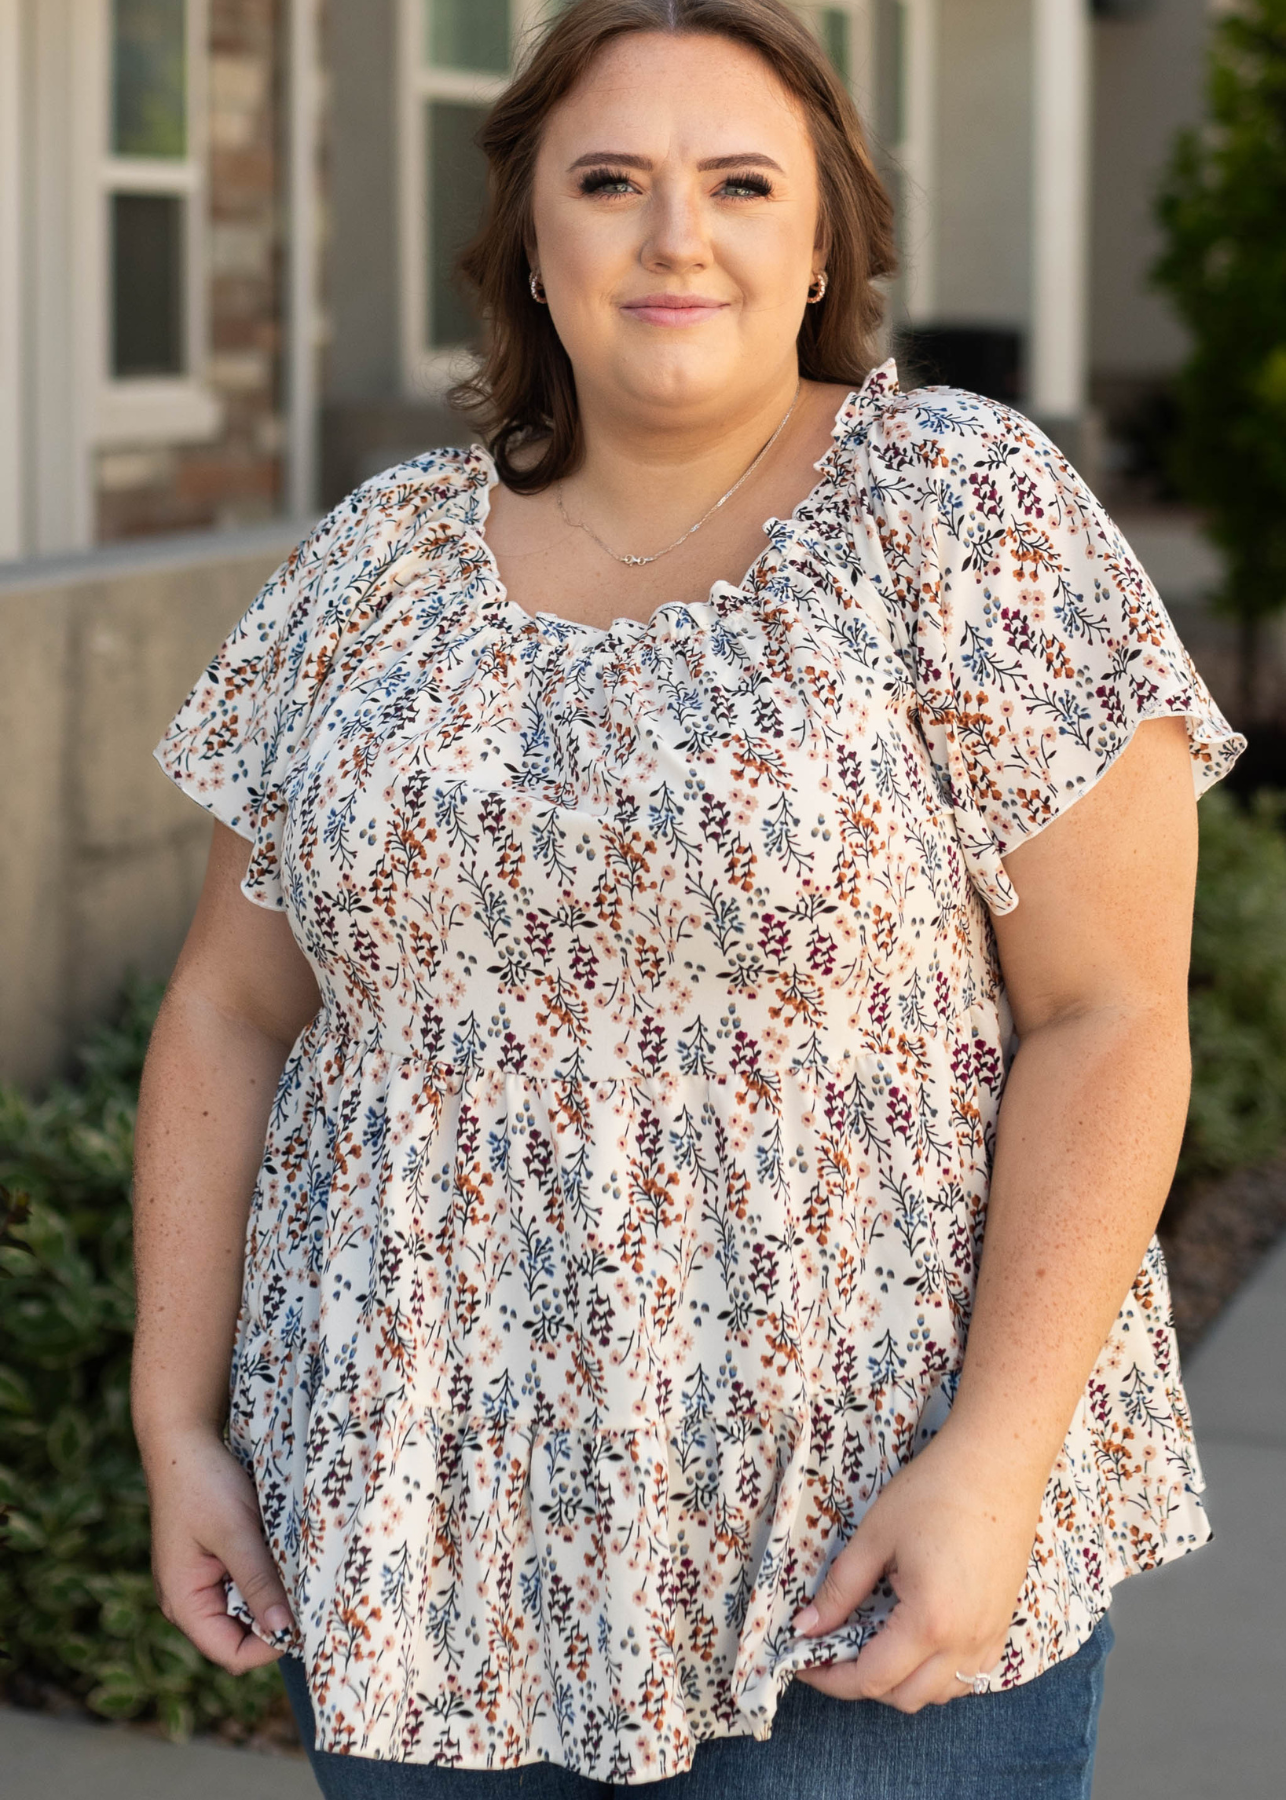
[620,294,729,327]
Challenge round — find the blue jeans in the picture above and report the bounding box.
[280,1612,1113,1799]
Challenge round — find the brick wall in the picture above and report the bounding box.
[95,2,286,541]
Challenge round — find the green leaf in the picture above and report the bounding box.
[157,1691,196,1740]
[52,1629,98,1672]
[45,1405,94,1473]
[0,1366,35,1416]
[87,1663,148,1719]
[87,1570,156,1639]
[29,1562,93,1614]
[0,1510,47,1553]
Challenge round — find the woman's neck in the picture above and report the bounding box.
[564,365,806,537]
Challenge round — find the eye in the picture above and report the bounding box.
[577,167,636,196]
[719,172,773,199]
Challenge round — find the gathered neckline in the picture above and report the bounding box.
[457,373,886,643]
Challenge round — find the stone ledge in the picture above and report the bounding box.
[0,518,315,595]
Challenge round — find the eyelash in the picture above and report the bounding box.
[577,167,773,200]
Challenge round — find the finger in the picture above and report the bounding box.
[186,1608,285,1673]
[795,1660,871,1699]
[793,1522,891,1638]
[160,1553,285,1673]
[879,1649,963,1714]
[836,1598,937,1698]
[795,1596,933,1702]
[219,1511,295,1640]
[886,1634,1010,1713]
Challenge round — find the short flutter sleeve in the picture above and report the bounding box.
[154,497,362,908]
[856,386,1245,914]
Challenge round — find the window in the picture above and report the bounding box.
[403,0,523,388]
[95,0,219,445]
[107,0,195,378]
[874,0,906,148]
[426,0,511,75]
[113,0,188,159]
[819,8,853,85]
[112,190,184,375]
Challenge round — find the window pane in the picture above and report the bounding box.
[875,0,905,145]
[424,0,509,73]
[820,9,851,86]
[112,193,185,375]
[426,101,490,348]
[113,0,187,157]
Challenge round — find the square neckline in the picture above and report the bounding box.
[465,380,871,642]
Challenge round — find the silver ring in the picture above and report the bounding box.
[955,1669,993,1695]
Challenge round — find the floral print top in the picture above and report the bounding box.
[156,364,1243,1782]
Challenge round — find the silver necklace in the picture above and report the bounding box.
[557,381,803,568]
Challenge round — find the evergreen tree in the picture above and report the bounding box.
[1154,0,1286,718]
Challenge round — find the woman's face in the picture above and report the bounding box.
[529,31,823,421]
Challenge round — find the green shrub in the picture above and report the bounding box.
[1183,787,1286,1181]
[3,793,1286,1733]
[0,981,284,1739]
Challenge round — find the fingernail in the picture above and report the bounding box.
[793,1604,820,1635]
[264,1605,293,1635]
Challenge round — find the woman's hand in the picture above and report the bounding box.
[145,1427,295,1673]
[791,1422,1041,1711]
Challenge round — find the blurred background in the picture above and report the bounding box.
[1,2,1284,1795]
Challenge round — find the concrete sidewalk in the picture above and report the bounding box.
[4,1237,1283,1797]
[0,1701,319,1799]
[1095,1232,1286,1799]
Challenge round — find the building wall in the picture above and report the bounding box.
[0,526,301,1088]
[95,0,288,541]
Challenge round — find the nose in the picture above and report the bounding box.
[639,177,710,276]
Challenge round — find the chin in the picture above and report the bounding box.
[609,344,746,413]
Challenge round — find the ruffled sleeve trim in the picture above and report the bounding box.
[937,689,1246,917]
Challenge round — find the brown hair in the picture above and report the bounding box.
[451,0,897,492]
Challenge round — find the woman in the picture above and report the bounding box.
[132,1,1243,1795]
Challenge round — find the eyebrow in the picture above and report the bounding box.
[567,151,785,174]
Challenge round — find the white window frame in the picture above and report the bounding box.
[397,0,549,399]
[91,0,222,447]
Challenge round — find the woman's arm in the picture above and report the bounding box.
[794,713,1198,1709]
[132,821,320,1672]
